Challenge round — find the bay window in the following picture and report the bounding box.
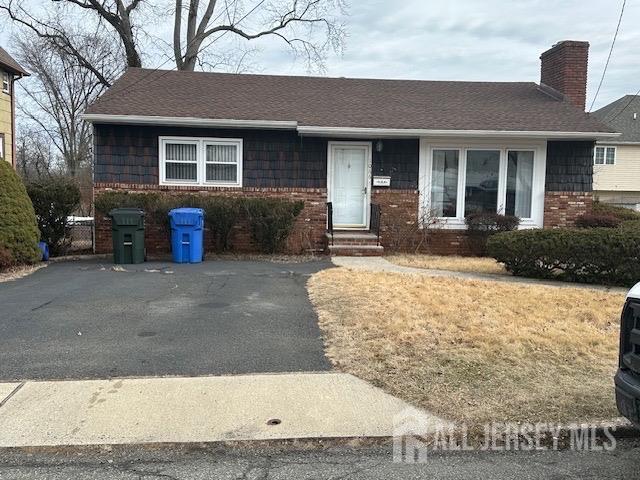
[160,137,242,186]
[423,143,544,228]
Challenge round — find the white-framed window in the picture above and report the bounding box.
[159,136,243,187]
[594,146,615,165]
[421,140,546,228]
[1,72,9,94]
[0,133,4,160]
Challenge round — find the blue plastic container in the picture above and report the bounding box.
[168,208,204,263]
[38,242,49,261]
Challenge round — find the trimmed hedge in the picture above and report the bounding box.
[487,225,640,286]
[575,214,622,229]
[465,212,520,255]
[94,192,304,253]
[0,160,40,267]
[27,177,81,256]
[592,201,640,221]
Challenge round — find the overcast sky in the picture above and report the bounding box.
[1,0,638,110]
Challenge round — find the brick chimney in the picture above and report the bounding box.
[540,40,589,110]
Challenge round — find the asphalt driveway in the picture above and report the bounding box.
[0,259,332,380]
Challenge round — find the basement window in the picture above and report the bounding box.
[159,137,243,187]
[594,146,615,165]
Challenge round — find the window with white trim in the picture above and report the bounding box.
[0,133,4,160]
[594,146,615,165]
[426,146,543,226]
[1,72,9,94]
[159,137,242,186]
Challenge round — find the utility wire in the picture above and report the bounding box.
[588,0,626,112]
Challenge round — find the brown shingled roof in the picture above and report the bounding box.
[0,47,29,76]
[86,68,612,134]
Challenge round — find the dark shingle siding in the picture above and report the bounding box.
[372,139,419,189]
[545,141,594,192]
[94,125,329,188]
[94,125,421,190]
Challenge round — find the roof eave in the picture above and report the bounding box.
[81,113,297,130]
[82,113,621,140]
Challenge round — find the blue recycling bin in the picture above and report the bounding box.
[168,208,204,263]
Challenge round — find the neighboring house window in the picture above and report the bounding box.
[424,145,543,227]
[594,146,616,165]
[159,137,243,186]
[1,72,9,94]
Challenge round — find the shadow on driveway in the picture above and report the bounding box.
[0,259,333,381]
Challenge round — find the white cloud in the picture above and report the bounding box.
[1,0,638,109]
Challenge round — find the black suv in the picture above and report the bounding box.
[615,283,640,426]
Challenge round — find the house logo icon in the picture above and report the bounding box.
[392,406,440,463]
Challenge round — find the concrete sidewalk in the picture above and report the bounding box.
[0,373,447,447]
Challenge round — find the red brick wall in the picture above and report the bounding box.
[543,191,593,228]
[540,40,589,110]
[94,183,327,255]
[371,189,473,255]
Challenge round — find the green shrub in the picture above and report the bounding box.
[244,198,305,253]
[26,176,81,255]
[593,201,640,221]
[487,225,640,286]
[95,192,304,253]
[575,213,622,229]
[465,212,520,255]
[0,160,40,266]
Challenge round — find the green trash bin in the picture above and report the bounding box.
[108,208,145,264]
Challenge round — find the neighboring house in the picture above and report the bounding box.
[84,40,616,256]
[592,96,640,210]
[0,47,29,167]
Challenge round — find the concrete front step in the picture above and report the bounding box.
[326,232,380,246]
[328,244,385,256]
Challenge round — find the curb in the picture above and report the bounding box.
[0,423,636,454]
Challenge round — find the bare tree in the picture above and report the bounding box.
[173,0,347,72]
[1,0,347,81]
[15,128,57,181]
[15,31,122,176]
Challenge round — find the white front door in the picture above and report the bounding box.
[328,142,371,229]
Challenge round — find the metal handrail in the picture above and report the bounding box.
[370,203,382,246]
[327,202,334,246]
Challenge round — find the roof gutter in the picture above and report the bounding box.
[297,126,621,140]
[81,114,621,140]
[81,114,298,130]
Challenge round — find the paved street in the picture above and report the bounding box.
[0,259,331,380]
[1,439,640,479]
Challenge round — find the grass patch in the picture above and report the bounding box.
[308,268,624,426]
[387,254,508,275]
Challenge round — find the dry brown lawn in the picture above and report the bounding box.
[387,254,508,275]
[308,267,624,426]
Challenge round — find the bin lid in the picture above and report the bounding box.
[109,208,145,226]
[169,208,204,226]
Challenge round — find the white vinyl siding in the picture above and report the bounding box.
[593,144,640,192]
[159,137,242,187]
